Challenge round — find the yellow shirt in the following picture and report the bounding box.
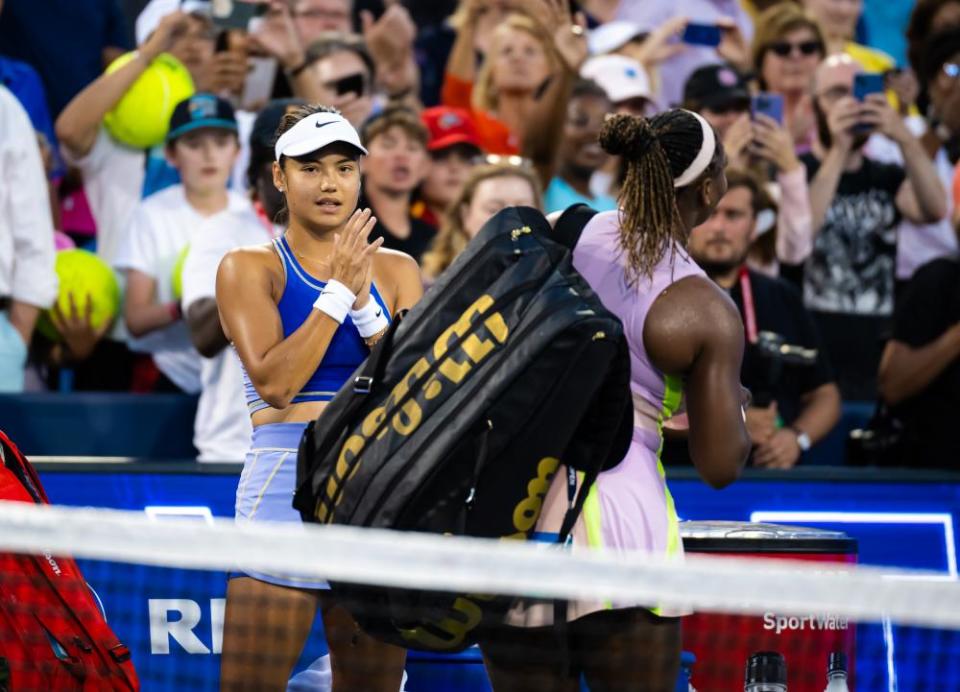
[845,42,895,74]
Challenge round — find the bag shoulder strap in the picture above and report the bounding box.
[550,204,599,251]
[296,310,407,507]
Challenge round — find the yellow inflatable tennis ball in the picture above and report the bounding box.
[37,249,122,341]
[171,244,190,302]
[103,51,195,149]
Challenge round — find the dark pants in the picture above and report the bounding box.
[478,607,681,692]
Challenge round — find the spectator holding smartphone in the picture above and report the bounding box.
[255,0,419,106]
[747,105,816,273]
[615,0,754,108]
[685,63,815,273]
[751,4,827,153]
[803,54,946,399]
[291,33,376,127]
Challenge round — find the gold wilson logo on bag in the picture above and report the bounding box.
[400,456,561,650]
[315,294,509,522]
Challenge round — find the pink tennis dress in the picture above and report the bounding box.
[507,210,706,625]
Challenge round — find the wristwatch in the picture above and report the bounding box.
[790,426,812,452]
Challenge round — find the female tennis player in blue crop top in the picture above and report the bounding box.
[215,105,423,691]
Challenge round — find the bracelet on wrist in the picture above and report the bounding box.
[167,301,182,321]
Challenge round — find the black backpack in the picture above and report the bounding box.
[294,204,631,652]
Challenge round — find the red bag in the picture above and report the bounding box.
[0,430,138,691]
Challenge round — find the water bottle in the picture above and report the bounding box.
[675,651,698,692]
[824,652,850,692]
[744,651,787,691]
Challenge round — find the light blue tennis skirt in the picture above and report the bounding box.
[233,422,329,589]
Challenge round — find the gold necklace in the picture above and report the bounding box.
[285,234,331,267]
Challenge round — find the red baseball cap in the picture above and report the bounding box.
[421,106,483,153]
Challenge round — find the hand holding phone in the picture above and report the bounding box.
[853,73,885,133]
[682,23,722,47]
[751,93,784,125]
[853,73,885,102]
[210,0,266,31]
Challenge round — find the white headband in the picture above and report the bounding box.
[673,110,717,189]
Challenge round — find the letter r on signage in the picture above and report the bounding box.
[149,599,210,654]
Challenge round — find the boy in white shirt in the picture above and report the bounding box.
[114,93,248,394]
[178,101,303,461]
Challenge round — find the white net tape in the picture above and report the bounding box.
[0,501,958,630]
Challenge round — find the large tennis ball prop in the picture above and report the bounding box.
[37,250,122,341]
[171,244,190,302]
[102,52,195,149]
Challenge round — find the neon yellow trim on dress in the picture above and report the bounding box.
[580,473,604,550]
[578,471,612,609]
[657,374,684,561]
[651,374,684,617]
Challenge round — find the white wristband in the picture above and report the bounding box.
[313,279,356,324]
[350,299,389,338]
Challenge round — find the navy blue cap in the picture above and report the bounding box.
[167,93,238,142]
[250,98,307,152]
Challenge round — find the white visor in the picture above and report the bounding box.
[274,112,368,161]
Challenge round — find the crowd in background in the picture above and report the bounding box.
[1,0,959,469]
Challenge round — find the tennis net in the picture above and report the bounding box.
[0,501,957,691]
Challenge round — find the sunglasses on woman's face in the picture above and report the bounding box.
[769,40,823,58]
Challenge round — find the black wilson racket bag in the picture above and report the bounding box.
[294,205,631,651]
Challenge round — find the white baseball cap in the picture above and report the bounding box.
[587,20,648,56]
[274,111,368,161]
[136,0,210,46]
[580,54,652,104]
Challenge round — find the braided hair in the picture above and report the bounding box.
[600,109,723,284]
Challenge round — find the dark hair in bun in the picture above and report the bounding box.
[600,114,659,159]
[601,109,722,282]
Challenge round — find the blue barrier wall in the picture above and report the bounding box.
[0,393,875,464]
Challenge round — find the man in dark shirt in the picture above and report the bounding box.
[879,258,960,468]
[359,106,435,263]
[803,54,947,400]
[688,169,841,468]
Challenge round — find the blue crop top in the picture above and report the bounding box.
[241,235,390,414]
